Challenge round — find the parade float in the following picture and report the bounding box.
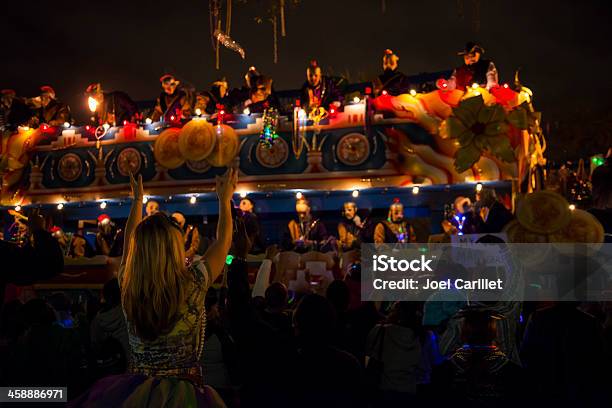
[0,79,545,209]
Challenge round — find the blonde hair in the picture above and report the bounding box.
[122,213,190,341]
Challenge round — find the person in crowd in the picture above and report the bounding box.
[448,42,498,90]
[95,214,123,257]
[365,302,439,407]
[85,83,139,126]
[520,302,607,405]
[373,49,412,96]
[90,278,130,366]
[239,195,265,253]
[448,196,482,235]
[475,187,514,233]
[285,196,331,253]
[374,199,416,244]
[432,308,523,407]
[196,78,229,115]
[300,60,343,112]
[0,209,63,306]
[171,211,201,260]
[338,201,363,251]
[0,89,30,131]
[6,298,89,395]
[145,199,160,217]
[259,282,292,338]
[151,74,192,122]
[29,85,72,127]
[70,169,236,407]
[588,153,612,242]
[291,294,365,408]
[201,288,240,407]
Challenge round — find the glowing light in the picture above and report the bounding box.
[189,196,197,204]
[442,83,448,88]
[145,118,152,125]
[503,83,509,88]
[412,186,420,195]
[42,124,49,131]
[142,196,148,204]
[473,91,481,96]
[296,191,303,199]
[330,108,335,114]
[170,115,175,121]
[103,123,110,130]
[382,90,388,95]
[195,108,202,116]
[57,203,64,210]
[85,125,91,130]
[88,96,98,113]
[476,182,483,192]
[14,205,21,212]
[409,89,417,96]
[298,109,307,119]
[123,120,128,126]
[472,83,479,89]
[569,204,576,211]
[352,96,360,103]
[352,190,359,198]
[100,201,107,209]
[239,191,248,198]
[63,122,70,128]
[19,126,30,131]
[243,107,250,115]
[219,110,225,115]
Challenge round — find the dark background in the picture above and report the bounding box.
[2,0,612,161]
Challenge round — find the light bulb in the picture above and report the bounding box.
[190,196,197,204]
[409,89,417,96]
[476,182,483,192]
[296,192,303,199]
[412,186,420,195]
[353,96,360,103]
[57,203,64,210]
[63,122,71,128]
[352,190,359,198]
[195,108,202,116]
[240,191,248,198]
[15,205,21,212]
[243,107,250,115]
[472,83,479,89]
[100,201,107,209]
[569,204,576,211]
[145,118,152,125]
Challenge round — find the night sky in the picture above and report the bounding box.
[3,0,612,156]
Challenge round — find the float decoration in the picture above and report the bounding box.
[259,107,280,148]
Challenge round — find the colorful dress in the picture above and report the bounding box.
[69,257,226,407]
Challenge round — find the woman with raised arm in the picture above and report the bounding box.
[70,169,237,408]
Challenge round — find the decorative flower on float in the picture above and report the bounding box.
[445,95,529,172]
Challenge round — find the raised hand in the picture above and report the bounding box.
[129,172,144,201]
[216,167,238,203]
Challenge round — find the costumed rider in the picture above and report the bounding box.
[29,85,72,127]
[195,78,228,115]
[226,66,260,113]
[285,196,331,253]
[151,74,192,122]
[338,202,363,251]
[1,89,30,131]
[374,199,416,244]
[374,49,412,96]
[239,196,265,254]
[171,212,201,260]
[85,83,139,126]
[299,60,343,112]
[96,214,123,257]
[445,196,482,236]
[448,42,498,91]
[235,74,280,115]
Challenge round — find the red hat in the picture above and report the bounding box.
[97,214,111,223]
[40,85,56,97]
[159,74,176,83]
[1,89,16,96]
[50,226,62,234]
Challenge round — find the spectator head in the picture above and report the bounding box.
[342,202,358,220]
[459,309,499,346]
[306,60,322,87]
[239,197,255,213]
[591,157,612,209]
[122,213,189,341]
[21,298,56,327]
[97,213,114,235]
[145,200,160,217]
[171,211,186,229]
[211,78,228,99]
[454,196,472,215]
[1,89,16,108]
[160,74,179,95]
[459,42,484,66]
[265,282,288,312]
[250,76,273,103]
[326,280,350,314]
[387,302,422,332]
[293,294,337,345]
[103,278,121,307]
[382,49,399,71]
[244,66,260,89]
